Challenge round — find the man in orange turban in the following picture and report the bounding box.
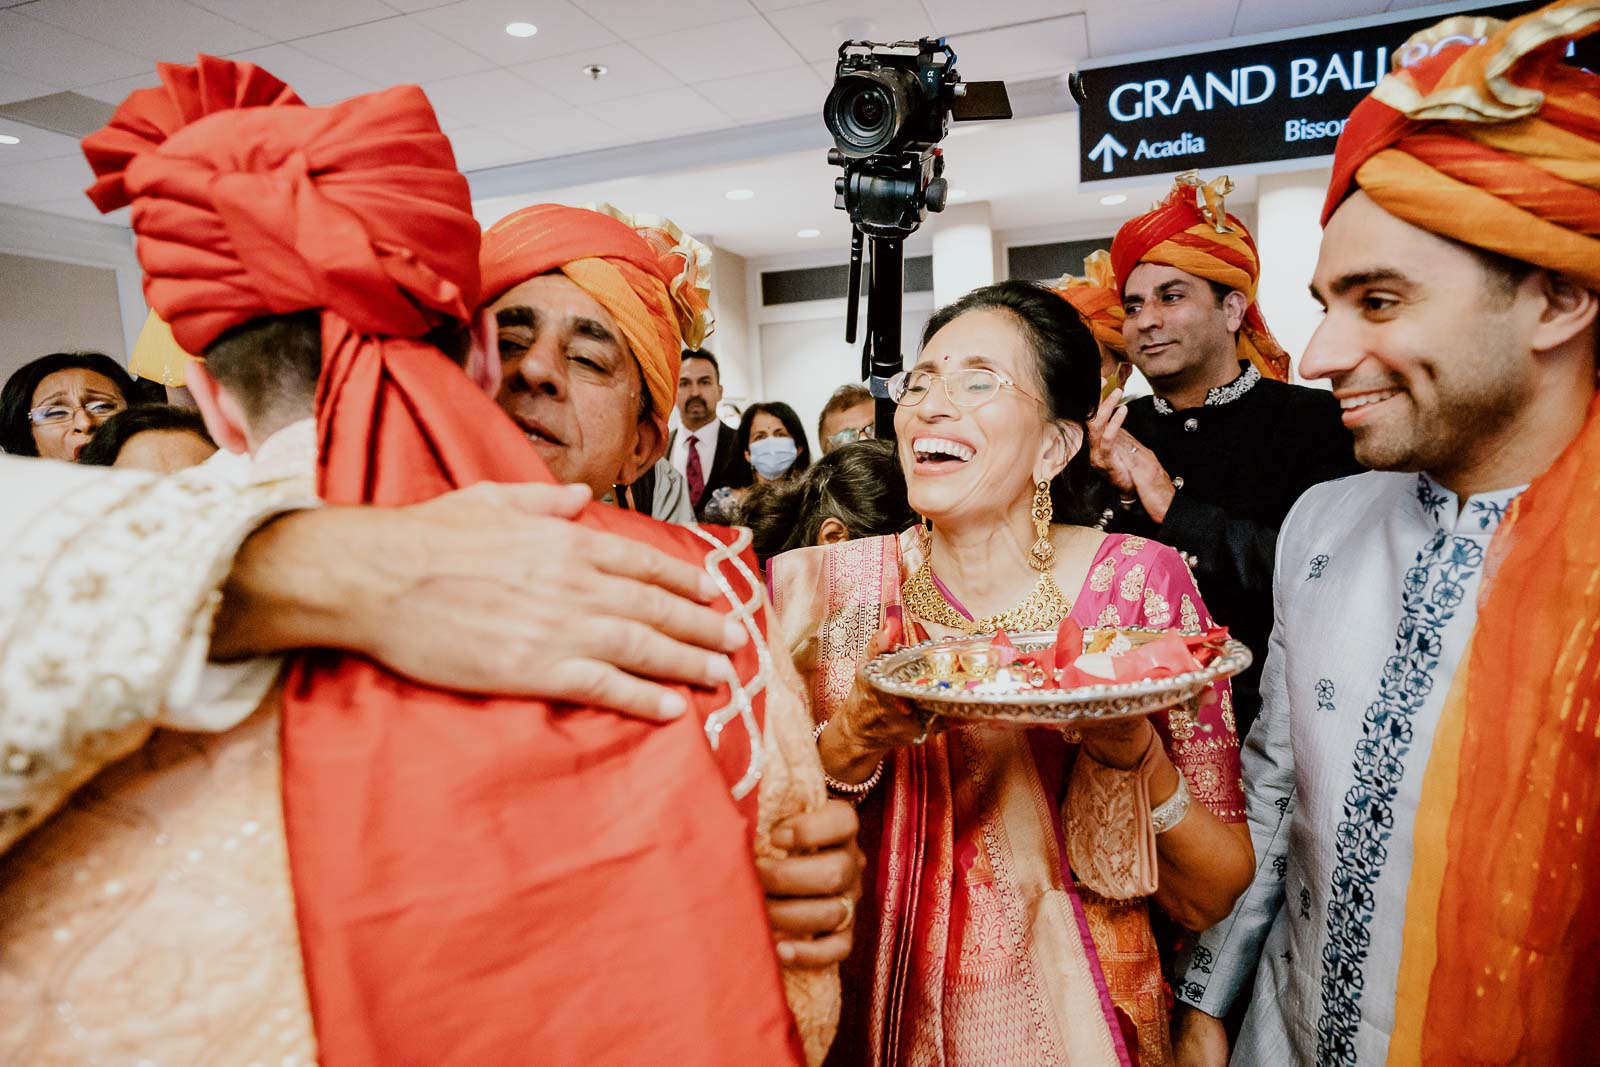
[478,202,708,511]
[1091,178,1360,739]
[20,53,840,1066]
[1173,4,1600,1065]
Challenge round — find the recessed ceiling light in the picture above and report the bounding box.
[582,63,608,79]
[0,134,19,146]
[1099,193,1128,206]
[948,188,970,200]
[796,228,820,238]
[505,21,538,37]
[725,188,755,200]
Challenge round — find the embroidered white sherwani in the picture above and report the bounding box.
[0,424,835,1065]
[1174,469,1524,1067]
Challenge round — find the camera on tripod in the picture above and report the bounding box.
[822,39,1012,439]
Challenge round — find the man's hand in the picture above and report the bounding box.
[1087,388,1140,495]
[1086,388,1179,523]
[1171,1004,1230,1067]
[214,481,749,720]
[758,799,864,968]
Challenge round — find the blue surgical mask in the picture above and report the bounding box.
[749,435,799,479]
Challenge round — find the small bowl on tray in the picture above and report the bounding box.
[859,627,1252,728]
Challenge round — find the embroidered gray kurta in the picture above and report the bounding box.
[1175,469,1523,1066]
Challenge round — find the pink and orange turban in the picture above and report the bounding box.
[1111,171,1290,381]
[1324,1,1600,291]
[1321,6,1600,1066]
[480,202,712,423]
[1052,249,1125,353]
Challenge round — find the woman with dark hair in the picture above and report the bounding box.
[78,403,217,473]
[767,280,1253,1063]
[742,439,916,566]
[737,400,811,485]
[703,400,813,523]
[1,352,136,461]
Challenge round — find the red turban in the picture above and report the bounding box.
[1320,6,1600,1065]
[480,202,712,423]
[84,57,802,1066]
[1053,249,1125,353]
[1111,171,1290,381]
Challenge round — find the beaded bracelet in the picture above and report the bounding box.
[812,718,885,798]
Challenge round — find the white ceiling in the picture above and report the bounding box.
[0,0,1457,256]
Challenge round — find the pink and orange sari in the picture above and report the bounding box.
[771,529,1245,1066]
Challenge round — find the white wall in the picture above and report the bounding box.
[757,300,932,457]
[0,204,146,377]
[705,243,757,408]
[930,201,1000,308]
[1254,167,1333,386]
[0,251,129,382]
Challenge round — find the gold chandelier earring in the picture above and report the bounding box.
[1029,480,1055,572]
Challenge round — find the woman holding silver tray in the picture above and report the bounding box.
[768,280,1254,1065]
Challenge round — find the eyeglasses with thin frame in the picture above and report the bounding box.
[28,398,125,426]
[826,424,875,448]
[886,367,1041,409]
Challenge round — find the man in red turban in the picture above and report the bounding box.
[68,54,833,1065]
[1172,4,1600,1064]
[1090,176,1360,740]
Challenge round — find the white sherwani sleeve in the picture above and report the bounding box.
[1174,497,1302,1017]
[0,453,313,853]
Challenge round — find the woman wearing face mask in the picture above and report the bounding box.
[767,281,1254,1065]
[741,401,810,485]
[704,401,812,523]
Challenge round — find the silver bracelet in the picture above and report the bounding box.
[813,718,885,798]
[1150,769,1192,834]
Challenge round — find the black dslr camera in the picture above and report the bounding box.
[823,39,1012,439]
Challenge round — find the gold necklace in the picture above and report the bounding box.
[901,534,1071,636]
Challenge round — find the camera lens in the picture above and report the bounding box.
[824,69,917,158]
[850,88,887,132]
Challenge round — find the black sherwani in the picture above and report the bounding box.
[1112,364,1363,741]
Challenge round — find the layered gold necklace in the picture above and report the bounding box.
[901,532,1071,636]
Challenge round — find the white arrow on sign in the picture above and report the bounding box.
[1087,133,1128,174]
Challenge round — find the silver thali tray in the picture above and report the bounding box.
[859,628,1252,727]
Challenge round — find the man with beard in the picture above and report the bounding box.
[1091,173,1361,741]
[1172,4,1600,1063]
[671,348,748,518]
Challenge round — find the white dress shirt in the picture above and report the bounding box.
[671,421,720,486]
[1175,470,1525,1066]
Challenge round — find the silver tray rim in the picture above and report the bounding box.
[859,628,1252,721]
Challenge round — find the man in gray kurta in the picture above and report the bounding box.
[1170,6,1600,1063]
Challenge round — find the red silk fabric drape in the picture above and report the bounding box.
[84,55,802,1066]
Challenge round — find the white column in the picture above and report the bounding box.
[930,201,999,308]
[1253,167,1332,386]
[703,242,757,408]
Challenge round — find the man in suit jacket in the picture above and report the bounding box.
[669,349,750,519]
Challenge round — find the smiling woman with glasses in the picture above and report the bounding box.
[766,280,1254,1063]
[1,351,138,462]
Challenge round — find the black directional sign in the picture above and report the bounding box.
[1076,2,1541,185]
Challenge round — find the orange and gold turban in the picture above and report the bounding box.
[1324,1,1600,291]
[1052,249,1125,353]
[1110,171,1289,381]
[480,203,712,423]
[1322,5,1600,1065]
